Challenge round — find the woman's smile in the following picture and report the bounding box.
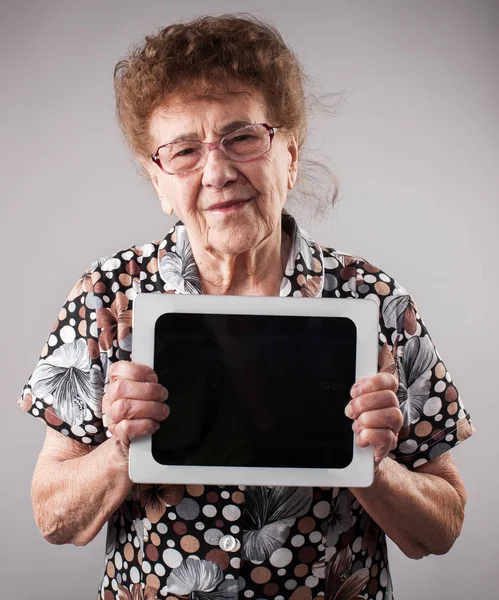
[205,197,254,213]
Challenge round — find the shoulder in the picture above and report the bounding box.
[86,239,165,302]
[320,245,409,302]
[321,245,387,276]
[89,240,162,279]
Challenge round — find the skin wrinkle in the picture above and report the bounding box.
[197,229,290,295]
[351,453,466,559]
[35,461,90,545]
[32,429,132,546]
[189,172,283,293]
[416,453,467,544]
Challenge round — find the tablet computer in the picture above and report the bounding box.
[130,294,378,487]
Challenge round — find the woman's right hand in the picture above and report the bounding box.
[102,361,170,450]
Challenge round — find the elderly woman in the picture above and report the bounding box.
[20,15,474,600]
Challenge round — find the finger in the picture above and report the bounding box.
[102,382,166,417]
[108,361,158,384]
[351,372,398,398]
[106,379,168,405]
[352,407,403,435]
[374,434,399,463]
[346,389,399,420]
[107,398,170,426]
[355,428,398,458]
[102,381,167,420]
[374,449,388,465]
[112,418,161,446]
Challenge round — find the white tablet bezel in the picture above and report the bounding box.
[130,294,378,487]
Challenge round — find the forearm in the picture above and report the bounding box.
[32,436,133,546]
[350,457,465,559]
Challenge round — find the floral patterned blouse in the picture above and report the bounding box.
[20,213,474,600]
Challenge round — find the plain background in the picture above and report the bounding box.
[1,0,498,598]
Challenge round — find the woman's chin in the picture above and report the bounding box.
[207,225,263,257]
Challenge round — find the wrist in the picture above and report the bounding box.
[107,435,131,474]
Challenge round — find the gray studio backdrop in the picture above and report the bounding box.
[2,0,498,598]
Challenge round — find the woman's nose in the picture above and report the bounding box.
[201,149,239,189]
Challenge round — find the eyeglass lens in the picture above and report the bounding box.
[158,124,271,174]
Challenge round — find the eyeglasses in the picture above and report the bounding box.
[151,122,278,175]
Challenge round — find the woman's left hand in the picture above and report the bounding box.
[345,373,403,465]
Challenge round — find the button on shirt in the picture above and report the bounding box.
[220,536,238,552]
[20,213,474,600]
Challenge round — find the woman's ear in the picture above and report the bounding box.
[158,190,174,216]
[161,200,174,216]
[287,135,298,190]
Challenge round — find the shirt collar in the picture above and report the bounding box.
[157,212,324,298]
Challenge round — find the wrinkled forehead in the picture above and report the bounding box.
[148,82,272,143]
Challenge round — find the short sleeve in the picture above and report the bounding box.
[364,273,475,469]
[19,267,108,445]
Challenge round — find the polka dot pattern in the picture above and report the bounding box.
[21,214,473,600]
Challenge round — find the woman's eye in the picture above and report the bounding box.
[175,147,196,157]
[231,134,254,143]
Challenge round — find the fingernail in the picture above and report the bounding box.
[161,387,169,400]
[147,372,158,383]
[350,384,361,398]
[345,402,354,418]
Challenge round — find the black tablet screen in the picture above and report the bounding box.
[152,313,356,470]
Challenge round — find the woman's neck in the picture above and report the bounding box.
[194,231,291,297]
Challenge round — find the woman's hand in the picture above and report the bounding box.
[102,361,170,450]
[345,372,402,464]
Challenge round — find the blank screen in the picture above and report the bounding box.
[152,313,357,470]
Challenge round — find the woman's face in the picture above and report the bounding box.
[146,88,298,256]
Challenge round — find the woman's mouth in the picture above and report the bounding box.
[207,198,253,213]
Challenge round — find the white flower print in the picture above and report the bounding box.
[30,339,103,427]
[382,291,410,330]
[166,559,238,599]
[133,517,146,559]
[325,491,354,560]
[105,527,116,557]
[159,226,201,294]
[325,546,369,600]
[397,334,437,425]
[382,289,418,336]
[295,227,316,272]
[242,486,313,561]
[100,351,110,395]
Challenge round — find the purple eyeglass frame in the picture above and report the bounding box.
[151,122,278,175]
